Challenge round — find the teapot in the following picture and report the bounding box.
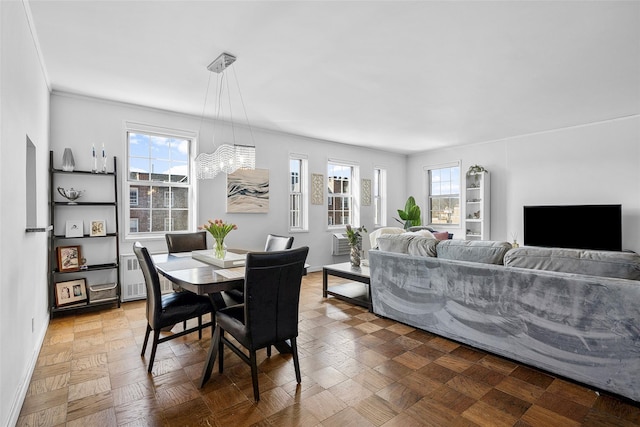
[57,187,84,204]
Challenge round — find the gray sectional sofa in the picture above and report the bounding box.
[368,234,640,402]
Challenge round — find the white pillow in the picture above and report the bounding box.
[369,227,405,249]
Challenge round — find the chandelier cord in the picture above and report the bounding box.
[232,65,256,147]
[198,71,213,141]
[224,70,237,146]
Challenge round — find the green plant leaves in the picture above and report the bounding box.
[396,196,421,229]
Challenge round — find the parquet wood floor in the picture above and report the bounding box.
[18,271,640,426]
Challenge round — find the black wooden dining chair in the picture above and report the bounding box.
[264,233,294,251]
[133,242,214,373]
[165,231,209,329]
[207,246,309,401]
[165,231,207,254]
[226,234,295,304]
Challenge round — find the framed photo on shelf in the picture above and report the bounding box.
[90,220,106,237]
[55,278,87,307]
[57,245,82,272]
[65,220,83,238]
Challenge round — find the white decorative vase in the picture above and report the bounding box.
[62,148,75,172]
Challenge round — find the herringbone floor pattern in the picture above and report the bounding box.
[17,271,640,426]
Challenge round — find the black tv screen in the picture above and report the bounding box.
[523,204,622,251]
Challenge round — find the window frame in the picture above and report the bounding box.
[124,122,197,240]
[289,153,308,232]
[373,167,387,227]
[327,159,360,229]
[424,161,461,227]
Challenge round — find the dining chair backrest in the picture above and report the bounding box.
[243,246,309,349]
[264,234,294,252]
[133,242,163,329]
[165,231,207,254]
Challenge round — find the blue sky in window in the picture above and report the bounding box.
[129,133,189,175]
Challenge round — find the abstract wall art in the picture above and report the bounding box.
[227,168,269,213]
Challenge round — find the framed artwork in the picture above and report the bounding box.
[227,168,269,213]
[65,220,83,238]
[362,179,372,206]
[57,245,82,272]
[311,173,324,205]
[55,278,87,307]
[90,220,106,236]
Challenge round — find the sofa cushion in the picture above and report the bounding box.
[377,234,415,254]
[368,227,405,249]
[406,230,436,239]
[433,231,450,240]
[436,240,512,264]
[407,236,439,257]
[504,246,640,280]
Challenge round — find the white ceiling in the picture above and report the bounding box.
[28,1,640,154]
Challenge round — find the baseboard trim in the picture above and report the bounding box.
[6,316,49,427]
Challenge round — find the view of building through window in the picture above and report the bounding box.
[428,165,460,225]
[327,162,353,226]
[127,131,191,234]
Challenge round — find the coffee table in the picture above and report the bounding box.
[322,262,371,311]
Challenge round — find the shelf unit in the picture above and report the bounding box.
[48,150,121,315]
[465,171,490,240]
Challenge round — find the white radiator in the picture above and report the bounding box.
[332,233,350,255]
[120,254,173,301]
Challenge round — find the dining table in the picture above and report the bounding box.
[151,250,296,387]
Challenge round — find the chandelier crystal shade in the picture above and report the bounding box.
[195,52,256,179]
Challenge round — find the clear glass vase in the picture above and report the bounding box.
[213,238,227,259]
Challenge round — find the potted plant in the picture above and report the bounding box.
[395,196,422,230]
[467,164,487,175]
[199,219,237,259]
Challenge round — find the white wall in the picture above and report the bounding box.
[0,2,52,426]
[407,116,640,253]
[49,93,407,269]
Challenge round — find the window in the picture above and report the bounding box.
[289,154,308,231]
[130,188,139,206]
[427,163,460,225]
[327,161,359,227]
[125,124,195,237]
[373,168,387,227]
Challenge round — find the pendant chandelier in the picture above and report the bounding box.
[195,52,256,179]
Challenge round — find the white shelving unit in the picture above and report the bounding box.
[465,171,490,240]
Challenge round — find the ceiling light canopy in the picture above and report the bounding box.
[195,52,255,179]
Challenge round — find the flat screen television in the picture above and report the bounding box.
[523,204,622,251]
